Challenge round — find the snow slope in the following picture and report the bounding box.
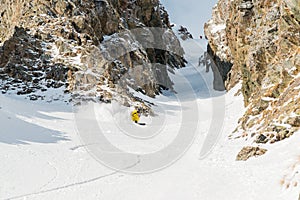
[1,37,300,200]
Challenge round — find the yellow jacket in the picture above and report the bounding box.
[131,110,140,122]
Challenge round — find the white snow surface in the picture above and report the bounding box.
[1,38,300,199]
[211,24,226,34]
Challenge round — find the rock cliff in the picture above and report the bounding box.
[0,0,185,107]
[205,0,300,148]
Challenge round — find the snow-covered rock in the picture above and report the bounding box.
[205,0,300,149]
[0,0,186,109]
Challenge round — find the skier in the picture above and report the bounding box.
[131,108,141,123]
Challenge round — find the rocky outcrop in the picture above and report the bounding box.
[177,26,193,40]
[236,146,267,161]
[205,0,300,148]
[0,0,185,106]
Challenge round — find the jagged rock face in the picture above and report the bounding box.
[0,0,185,105]
[0,27,69,99]
[205,0,300,144]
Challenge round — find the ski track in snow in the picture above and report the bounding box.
[5,158,142,200]
[0,38,299,200]
[5,172,118,200]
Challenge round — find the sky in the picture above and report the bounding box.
[160,0,218,38]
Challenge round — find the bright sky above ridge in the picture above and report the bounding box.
[160,0,218,38]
